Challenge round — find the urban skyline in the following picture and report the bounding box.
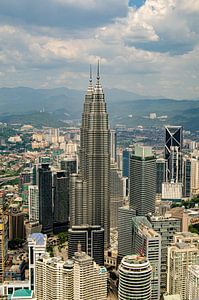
[0,1,199,299]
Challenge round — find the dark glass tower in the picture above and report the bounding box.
[38,164,53,234]
[182,156,191,197]
[53,171,69,233]
[68,225,104,266]
[129,145,156,216]
[60,158,77,175]
[164,126,183,183]
[156,158,167,194]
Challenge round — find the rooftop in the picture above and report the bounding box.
[11,289,33,299]
[123,255,148,265]
[29,233,46,245]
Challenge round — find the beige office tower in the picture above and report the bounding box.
[73,250,107,300]
[35,254,74,300]
[71,64,110,247]
[110,162,124,228]
[0,214,8,283]
[35,250,107,300]
[191,150,199,195]
[187,265,199,300]
[132,217,161,300]
[28,185,39,222]
[167,235,199,300]
[148,215,181,291]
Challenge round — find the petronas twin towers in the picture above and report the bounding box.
[70,63,110,247]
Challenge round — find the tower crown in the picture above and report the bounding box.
[86,65,94,96]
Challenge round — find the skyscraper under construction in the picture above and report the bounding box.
[70,64,110,249]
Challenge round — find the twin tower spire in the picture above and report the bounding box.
[87,61,103,96]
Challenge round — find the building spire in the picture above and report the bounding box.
[94,59,103,96]
[89,64,92,83]
[97,59,100,81]
[86,65,94,96]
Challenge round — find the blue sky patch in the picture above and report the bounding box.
[128,0,146,8]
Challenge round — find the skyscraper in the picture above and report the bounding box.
[156,158,167,194]
[28,233,47,291]
[132,216,161,300]
[35,255,74,300]
[110,162,124,228]
[167,237,199,300]
[119,255,152,300]
[164,126,183,183]
[53,170,69,233]
[35,250,107,300]
[28,185,39,222]
[73,249,107,300]
[118,207,136,260]
[110,129,117,163]
[148,214,181,291]
[187,265,199,300]
[182,156,191,197]
[60,157,77,175]
[0,214,8,283]
[68,225,104,266]
[38,164,53,235]
[70,64,110,247]
[129,145,156,216]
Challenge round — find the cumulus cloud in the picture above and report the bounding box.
[0,0,199,99]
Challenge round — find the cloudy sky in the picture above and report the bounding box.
[0,0,199,99]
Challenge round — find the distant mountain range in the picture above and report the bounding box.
[0,87,198,131]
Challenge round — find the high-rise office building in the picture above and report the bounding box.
[147,214,181,291]
[118,207,136,260]
[53,171,69,233]
[60,156,77,175]
[35,254,74,300]
[36,249,107,300]
[122,148,132,178]
[190,150,199,195]
[38,164,53,234]
[0,214,8,283]
[28,233,47,291]
[164,126,183,183]
[167,237,199,300]
[110,129,117,163]
[8,206,25,241]
[68,225,104,266]
[28,185,39,222]
[71,65,110,247]
[156,158,167,194]
[110,162,123,228]
[73,249,107,300]
[129,145,156,216]
[118,255,152,300]
[132,216,161,300]
[187,265,199,300]
[182,156,191,197]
